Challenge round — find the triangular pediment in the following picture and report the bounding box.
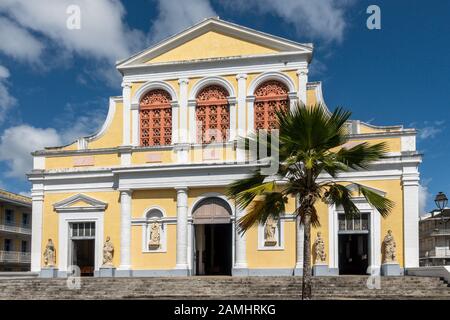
[53,194,108,212]
[117,17,313,67]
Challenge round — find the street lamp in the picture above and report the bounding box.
[434,192,449,224]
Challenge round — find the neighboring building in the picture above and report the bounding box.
[419,209,450,266]
[0,189,32,271]
[28,18,421,278]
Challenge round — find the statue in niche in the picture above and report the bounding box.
[43,239,56,267]
[383,230,397,263]
[314,232,326,264]
[264,216,278,246]
[102,236,114,267]
[148,221,161,249]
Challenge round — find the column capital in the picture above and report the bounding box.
[178,78,189,85]
[175,186,188,192]
[236,73,248,80]
[119,189,132,196]
[296,69,309,76]
[121,81,132,89]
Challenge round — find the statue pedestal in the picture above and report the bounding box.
[99,266,116,277]
[41,267,58,278]
[381,262,401,276]
[312,263,330,276]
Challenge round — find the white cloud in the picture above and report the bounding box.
[220,0,354,43]
[149,0,216,42]
[0,0,145,63]
[415,120,446,141]
[0,65,17,122]
[0,125,62,178]
[0,17,45,62]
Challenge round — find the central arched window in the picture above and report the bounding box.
[140,89,172,146]
[254,80,289,131]
[196,85,230,144]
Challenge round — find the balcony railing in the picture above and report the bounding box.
[0,223,31,235]
[0,251,31,264]
[421,248,450,258]
[428,228,450,236]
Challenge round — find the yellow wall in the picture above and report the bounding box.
[41,191,121,267]
[148,31,278,64]
[45,153,120,170]
[89,101,124,149]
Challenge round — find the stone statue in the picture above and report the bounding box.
[148,222,161,249]
[102,236,114,267]
[383,230,397,263]
[314,232,326,264]
[264,216,277,246]
[43,239,56,267]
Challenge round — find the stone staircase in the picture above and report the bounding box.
[0,276,449,300]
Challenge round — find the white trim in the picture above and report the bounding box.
[296,69,308,105]
[31,190,43,272]
[175,187,189,270]
[330,199,382,274]
[178,78,189,144]
[131,80,179,108]
[53,194,108,212]
[257,216,285,251]
[189,76,236,100]
[138,206,167,253]
[236,74,247,153]
[116,17,312,68]
[86,98,118,144]
[247,71,296,95]
[57,211,104,273]
[119,190,132,270]
[189,192,235,218]
[122,83,131,145]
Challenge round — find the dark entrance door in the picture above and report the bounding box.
[338,234,369,275]
[196,224,232,275]
[72,239,95,277]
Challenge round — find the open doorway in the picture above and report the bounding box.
[70,222,95,277]
[195,224,232,275]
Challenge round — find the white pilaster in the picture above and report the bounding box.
[175,187,189,273]
[178,78,189,143]
[31,188,44,272]
[131,106,139,146]
[119,190,132,271]
[171,101,179,144]
[294,216,304,274]
[402,168,420,268]
[246,96,255,135]
[122,82,132,146]
[234,207,247,270]
[228,97,237,141]
[296,69,308,106]
[236,74,247,162]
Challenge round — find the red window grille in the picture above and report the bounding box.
[140,89,172,146]
[196,85,230,143]
[254,80,289,131]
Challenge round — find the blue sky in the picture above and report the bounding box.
[0,0,448,213]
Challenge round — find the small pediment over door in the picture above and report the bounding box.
[53,194,108,213]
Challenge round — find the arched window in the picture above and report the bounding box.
[196,85,230,143]
[254,80,289,131]
[140,89,172,146]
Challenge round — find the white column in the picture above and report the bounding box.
[294,216,304,275]
[402,171,420,268]
[296,69,308,106]
[175,187,189,273]
[119,190,132,272]
[236,74,247,162]
[131,106,139,146]
[233,207,247,273]
[178,78,189,143]
[171,101,179,144]
[228,97,237,141]
[31,188,44,272]
[246,96,255,135]
[122,82,132,146]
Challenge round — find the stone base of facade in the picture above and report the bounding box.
[232,267,249,276]
[381,263,402,276]
[98,267,116,277]
[40,267,58,278]
[293,268,303,276]
[313,264,329,276]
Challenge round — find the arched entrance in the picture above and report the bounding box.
[193,197,232,275]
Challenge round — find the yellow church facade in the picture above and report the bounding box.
[28,18,421,277]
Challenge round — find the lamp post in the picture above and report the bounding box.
[434,192,449,224]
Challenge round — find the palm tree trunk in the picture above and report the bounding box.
[302,210,312,300]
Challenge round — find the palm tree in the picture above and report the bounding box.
[226,104,394,299]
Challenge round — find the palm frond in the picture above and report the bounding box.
[336,142,388,170]
[237,192,287,233]
[356,184,395,218]
[324,184,360,218]
[226,171,270,210]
